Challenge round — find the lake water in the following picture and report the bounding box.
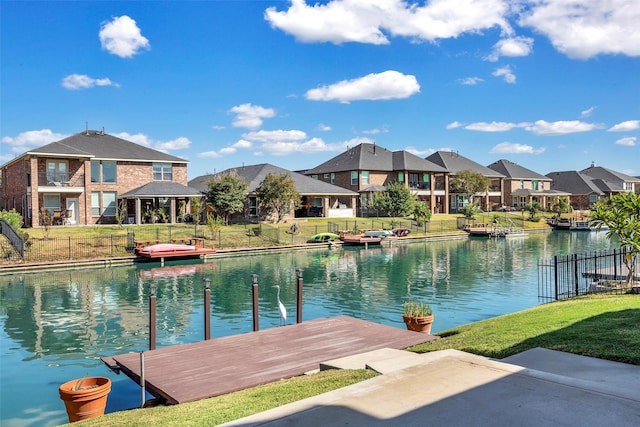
[0,230,615,427]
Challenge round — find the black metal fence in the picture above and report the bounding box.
[538,247,639,300]
[1,218,24,257]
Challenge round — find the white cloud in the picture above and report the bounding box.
[525,120,601,135]
[405,146,435,157]
[306,70,420,103]
[242,129,307,142]
[490,142,546,154]
[198,151,222,159]
[113,132,190,152]
[608,120,640,132]
[62,74,120,90]
[486,36,534,62]
[316,123,332,131]
[581,106,597,118]
[261,136,369,156]
[1,129,68,154]
[232,139,253,149]
[212,125,225,130]
[615,136,637,146]
[459,77,484,85]
[446,121,463,129]
[99,16,150,58]
[492,65,516,83]
[229,103,276,129]
[520,0,640,59]
[465,121,524,132]
[362,126,389,135]
[265,0,511,45]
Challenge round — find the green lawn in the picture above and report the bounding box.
[75,294,639,427]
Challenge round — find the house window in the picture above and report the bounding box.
[625,183,633,191]
[312,175,318,180]
[331,173,335,184]
[589,194,598,203]
[361,171,369,185]
[532,180,539,191]
[512,196,518,207]
[102,161,116,183]
[520,180,524,189]
[91,192,101,216]
[423,174,429,183]
[351,171,358,185]
[47,160,68,183]
[398,172,404,183]
[248,196,258,217]
[91,161,117,183]
[153,163,172,181]
[409,173,419,188]
[324,174,329,179]
[103,192,117,216]
[43,194,60,213]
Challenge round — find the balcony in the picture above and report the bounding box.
[38,173,85,190]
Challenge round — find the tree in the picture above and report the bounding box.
[526,200,540,221]
[412,200,432,226]
[206,172,249,225]
[590,192,640,286]
[450,170,489,207]
[115,200,127,228]
[372,182,415,217]
[551,196,571,217]
[255,173,301,223]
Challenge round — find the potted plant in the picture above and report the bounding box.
[402,301,434,333]
[59,376,111,423]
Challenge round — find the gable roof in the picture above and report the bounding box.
[426,151,504,177]
[120,182,202,198]
[305,143,447,175]
[487,159,549,180]
[546,171,604,195]
[189,163,358,196]
[26,130,188,164]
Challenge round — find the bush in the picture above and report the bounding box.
[0,209,23,230]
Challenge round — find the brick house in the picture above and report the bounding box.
[304,143,448,214]
[0,130,199,227]
[189,163,358,221]
[487,159,566,210]
[425,151,504,213]
[547,164,640,211]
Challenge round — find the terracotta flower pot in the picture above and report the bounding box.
[59,376,111,423]
[403,314,434,334]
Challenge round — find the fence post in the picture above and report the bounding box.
[203,278,211,340]
[68,236,72,259]
[553,255,559,300]
[296,268,303,324]
[149,284,157,350]
[251,274,259,332]
[614,248,618,279]
[573,253,579,297]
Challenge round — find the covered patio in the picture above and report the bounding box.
[119,182,203,225]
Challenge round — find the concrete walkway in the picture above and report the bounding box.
[220,348,640,426]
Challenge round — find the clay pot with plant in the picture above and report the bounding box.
[402,301,434,334]
[59,376,111,423]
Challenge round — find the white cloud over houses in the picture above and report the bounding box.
[492,65,516,84]
[486,36,534,62]
[608,120,640,132]
[99,16,150,58]
[265,0,511,45]
[61,74,120,90]
[305,70,420,103]
[525,120,602,135]
[242,129,307,143]
[229,104,276,129]
[261,136,369,156]
[490,142,546,154]
[465,121,524,132]
[114,132,190,152]
[615,136,636,146]
[519,0,640,59]
[1,129,68,155]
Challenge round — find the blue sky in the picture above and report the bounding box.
[2,0,639,180]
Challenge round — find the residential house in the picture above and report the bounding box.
[304,143,448,214]
[189,163,359,221]
[0,130,198,226]
[426,151,504,213]
[487,159,565,210]
[548,164,640,210]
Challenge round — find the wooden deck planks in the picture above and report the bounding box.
[102,316,436,405]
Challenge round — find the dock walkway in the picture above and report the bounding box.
[102,316,436,405]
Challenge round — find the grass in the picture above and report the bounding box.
[75,294,639,427]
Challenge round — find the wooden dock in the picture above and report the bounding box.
[102,316,437,405]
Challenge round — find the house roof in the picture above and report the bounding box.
[119,182,202,198]
[487,159,549,180]
[580,165,640,184]
[189,163,359,196]
[305,143,447,175]
[546,171,604,195]
[25,130,188,164]
[426,151,504,177]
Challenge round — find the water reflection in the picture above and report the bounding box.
[0,231,615,426]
